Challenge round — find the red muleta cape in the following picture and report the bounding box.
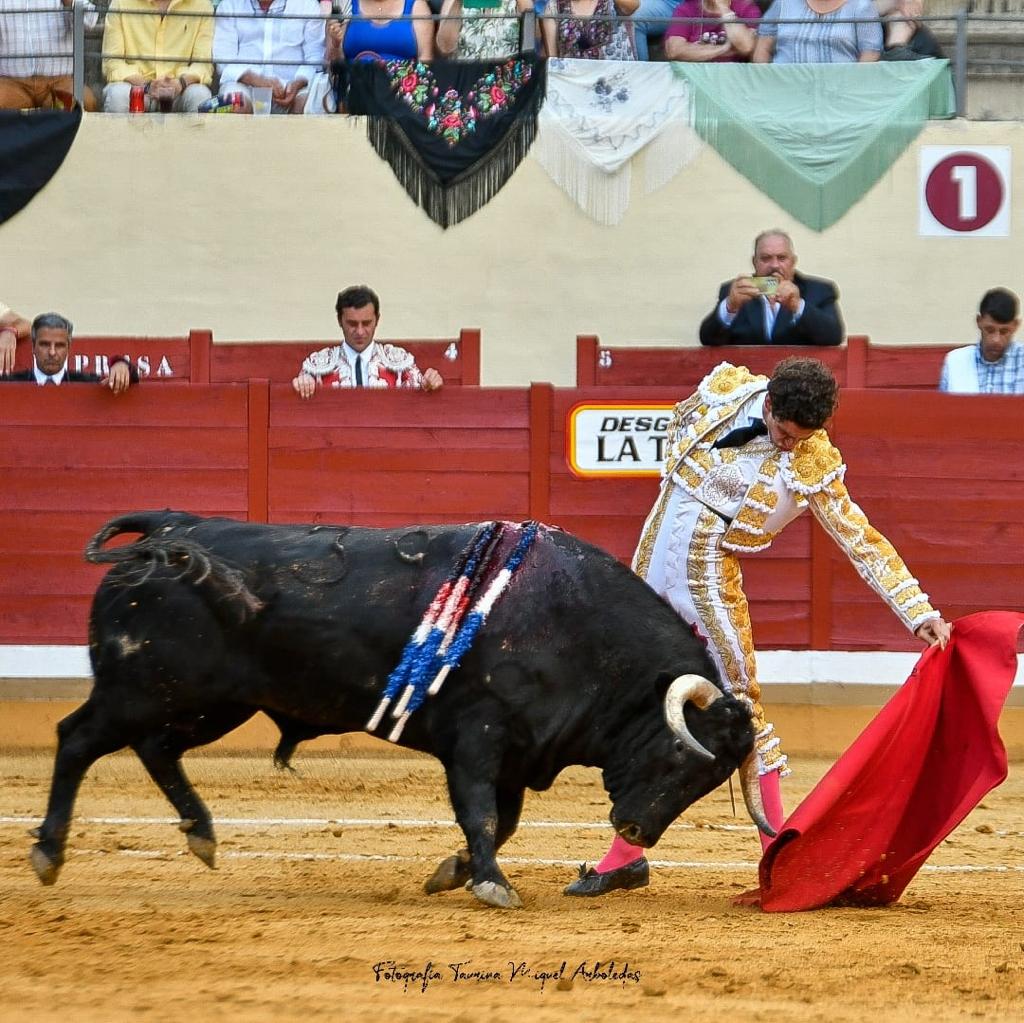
[754,611,1023,913]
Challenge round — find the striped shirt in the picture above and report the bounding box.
[757,0,882,64]
[939,342,1024,395]
[0,0,97,78]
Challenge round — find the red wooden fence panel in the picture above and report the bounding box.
[10,327,481,387]
[575,335,855,388]
[862,343,957,389]
[0,385,251,644]
[15,332,202,382]
[826,389,1024,649]
[574,335,966,391]
[210,328,481,386]
[266,385,529,526]
[0,382,1019,650]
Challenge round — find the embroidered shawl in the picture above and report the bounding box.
[334,54,546,229]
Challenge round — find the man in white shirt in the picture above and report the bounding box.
[0,0,99,110]
[939,287,1024,395]
[292,285,444,395]
[5,312,137,392]
[213,0,325,114]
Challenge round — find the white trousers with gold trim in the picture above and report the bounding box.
[632,482,787,775]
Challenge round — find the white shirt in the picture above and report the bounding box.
[0,0,97,78]
[214,0,325,87]
[342,340,374,385]
[32,361,67,385]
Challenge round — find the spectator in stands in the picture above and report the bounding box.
[291,285,444,396]
[214,0,325,114]
[0,300,31,375]
[326,0,435,63]
[436,0,533,60]
[752,0,882,63]
[699,229,845,346]
[0,0,99,111]
[627,0,677,61]
[663,0,760,62]
[4,313,138,392]
[939,288,1024,395]
[102,0,214,113]
[542,0,639,59]
[876,0,942,61]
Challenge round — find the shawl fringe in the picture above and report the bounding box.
[365,81,543,229]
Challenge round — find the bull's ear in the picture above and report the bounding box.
[652,671,676,701]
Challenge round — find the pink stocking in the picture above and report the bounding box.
[595,833,645,873]
[758,770,786,853]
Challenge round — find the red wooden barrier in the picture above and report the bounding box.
[575,334,960,391]
[0,384,250,644]
[11,328,481,386]
[266,384,528,525]
[17,331,205,382]
[210,328,482,386]
[0,383,1019,650]
[576,335,856,388]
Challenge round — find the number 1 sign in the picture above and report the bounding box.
[919,146,1010,237]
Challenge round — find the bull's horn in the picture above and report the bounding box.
[738,751,777,838]
[663,674,721,762]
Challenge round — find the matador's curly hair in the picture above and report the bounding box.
[767,358,839,429]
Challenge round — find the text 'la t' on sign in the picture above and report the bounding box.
[566,402,675,478]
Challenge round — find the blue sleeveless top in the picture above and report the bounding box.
[344,0,420,62]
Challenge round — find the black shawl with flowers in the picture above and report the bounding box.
[334,54,546,229]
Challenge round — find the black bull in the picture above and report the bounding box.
[31,511,767,908]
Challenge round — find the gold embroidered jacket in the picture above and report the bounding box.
[662,364,938,633]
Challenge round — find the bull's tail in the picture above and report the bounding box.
[86,511,265,623]
[84,510,197,563]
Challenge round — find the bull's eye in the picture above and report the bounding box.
[674,739,686,754]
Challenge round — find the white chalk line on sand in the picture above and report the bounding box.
[51,846,1024,876]
[0,815,756,833]
[3,813,1019,876]
[4,815,1022,843]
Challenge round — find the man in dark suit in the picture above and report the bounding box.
[699,230,845,347]
[5,312,137,392]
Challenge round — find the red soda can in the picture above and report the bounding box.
[129,85,146,113]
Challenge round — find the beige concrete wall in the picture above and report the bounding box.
[2,115,1023,386]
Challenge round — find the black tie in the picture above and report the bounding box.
[713,419,768,449]
[355,355,364,387]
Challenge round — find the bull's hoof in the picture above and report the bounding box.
[424,853,472,895]
[27,826,41,839]
[29,844,62,886]
[471,881,522,910]
[186,833,217,869]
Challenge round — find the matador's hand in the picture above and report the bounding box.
[915,617,951,650]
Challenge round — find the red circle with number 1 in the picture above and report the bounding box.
[924,153,1004,232]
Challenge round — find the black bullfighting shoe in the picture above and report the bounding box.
[563,857,650,896]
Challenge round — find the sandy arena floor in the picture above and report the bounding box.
[1,745,1022,1022]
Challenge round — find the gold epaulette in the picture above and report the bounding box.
[781,431,846,495]
[698,363,766,403]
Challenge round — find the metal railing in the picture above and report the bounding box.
[0,5,1022,118]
